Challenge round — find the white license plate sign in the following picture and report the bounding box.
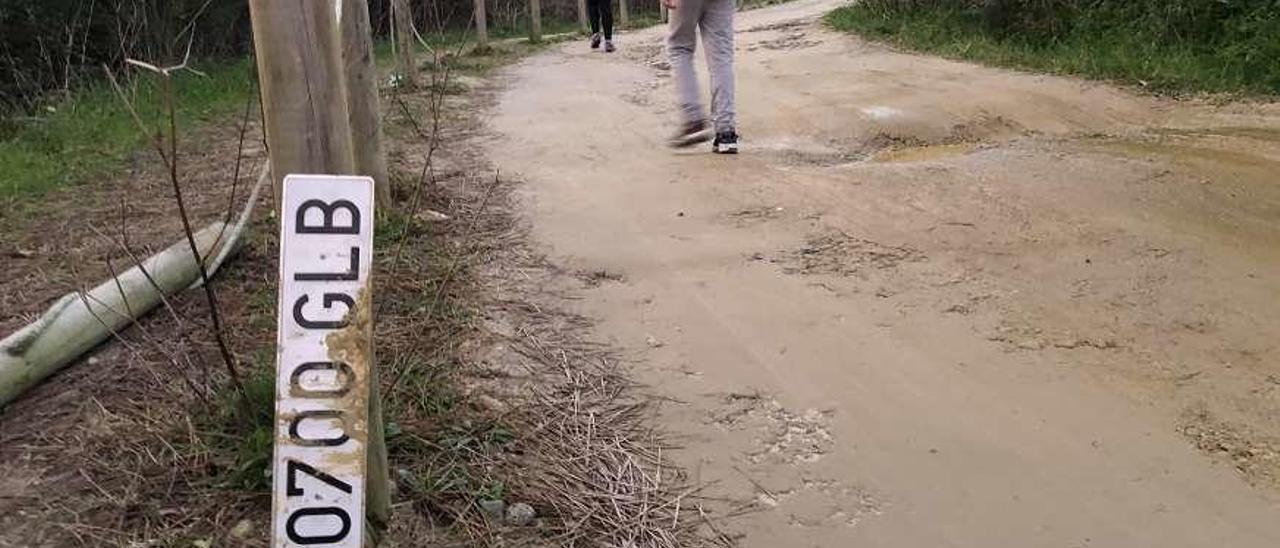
[273,174,375,547]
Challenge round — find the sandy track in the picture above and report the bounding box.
[487,0,1280,545]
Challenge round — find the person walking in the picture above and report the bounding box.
[662,0,737,153]
[588,0,616,52]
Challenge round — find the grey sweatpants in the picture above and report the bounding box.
[667,0,736,133]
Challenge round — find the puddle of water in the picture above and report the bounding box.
[872,143,977,164]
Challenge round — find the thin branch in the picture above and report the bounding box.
[107,61,244,393]
[215,76,258,251]
[160,72,243,392]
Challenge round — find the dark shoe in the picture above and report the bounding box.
[713,130,739,154]
[668,120,712,148]
[604,40,616,53]
[590,33,602,49]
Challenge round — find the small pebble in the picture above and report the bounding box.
[506,502,536,526]
[230,519,253,539]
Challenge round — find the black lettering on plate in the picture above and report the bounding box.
[292,293,355,329]
[296,199,360,235]
[286,459,354,497]
[288,410,349,447]
[294,247,360,282]
[286,507,352,544]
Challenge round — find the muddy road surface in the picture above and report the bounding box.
[486,0,1280,545]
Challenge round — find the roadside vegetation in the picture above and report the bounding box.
[0,62,255,199]
[826,0,1280,96]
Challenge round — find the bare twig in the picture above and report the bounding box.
[218,76,259,243]
[106,62,243,392]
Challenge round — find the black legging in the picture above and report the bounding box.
[588,0,614,40]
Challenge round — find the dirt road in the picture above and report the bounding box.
[486,0,1280,545]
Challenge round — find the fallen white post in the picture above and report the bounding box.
[0,221,244,407]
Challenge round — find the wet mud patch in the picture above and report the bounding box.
[854,114,1026,163]
[1089,137,1280,173]
[872,142,978,163]
[746,27,821,52]
[722,205,787,227]
[778,231,927,278]
[624,41,670,72]
[947,114,1029,142]
[622,78,662,106]
[575,268,625,287]
[1153,126,1280,144]
[1180,405,1280,491]
[742,20,809,34]
[756,113,1026,168]
[703,391,885,533]
[752,137,864,168]
[706,392,834,466]
[781,478,884,530]
[984,321,1123,353]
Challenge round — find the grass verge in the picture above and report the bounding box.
[825,3,1280,96]
[0,59,255,199]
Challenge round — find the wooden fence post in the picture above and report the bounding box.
[337,1,393,536]
[248,1,354,198]
[474,0,489,49]
[248,0,390,541]
[392,0,417,88]
[660,4,669,23]
[340,0,391,208]
[530,0,542,42]
[578,0,588,33]
[619,0,629,27]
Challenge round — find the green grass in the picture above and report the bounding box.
[825,4,1280,96]
[0,59,256,199]
[199,358,277,491]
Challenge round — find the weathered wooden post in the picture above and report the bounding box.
[340,0,391,208]
[530,0,542,42]
[249,2,354,199]
[578,0,588,33]
[392,0,417,88]
[474,0,489,49]
[249,1,390,544]
[619,0,629,27]
[661,4,669,23]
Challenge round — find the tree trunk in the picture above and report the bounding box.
[474,0,489,49]
[530,0,542,42]
[249,0,355,198]
[340,0,392,207]
[392,0,418,88]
